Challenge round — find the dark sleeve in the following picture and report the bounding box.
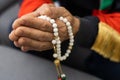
[74,16,99,48]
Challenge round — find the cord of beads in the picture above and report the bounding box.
[38,15,74,61]
[58,16,74,61]
[38,15,61,60]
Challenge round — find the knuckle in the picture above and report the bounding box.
[37,44,42,50]
[22,46,29,51]
[20,16,30,25]
[38,43,46,51]
[12,19,19,27]
[18,37,26,45]
[42,21,47,27]
[60,6,65,10]
[59,7,66,12]
[43,8,51,16]
[37,42,52,51]
[40,43,51,51]
[20,18,27,25]
[45,7,51,13]
[15,27,25,36]
[59,28,68,40]
[9,34,17,41]
[42,3,49,7]
[9,33,13,41]
[41,5,51,16]
[59,27,66,33]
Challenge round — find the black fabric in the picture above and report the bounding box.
[109,0,120,12]
[59,0,99,17]
[74,16,99,48]
[85,51,120,80]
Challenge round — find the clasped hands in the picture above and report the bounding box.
[9,4,80,52]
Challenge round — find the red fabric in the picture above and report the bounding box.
[93,10,120,33]
[18,0,52,17]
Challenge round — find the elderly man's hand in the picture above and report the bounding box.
[9,4,80,52]
[9,12,55,51]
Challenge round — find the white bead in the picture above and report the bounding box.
[66,22,70,26]
[69,33,73,36]
[52,40,56,44]
[57,49,60,52]
[57,50,61,54]
[54,32,58,36]
[63,18,67,23]
[60,57,64,61]
[57,48,60,51]
[57,44,60,48]
[58,57,61,60]
[67,49,71,53]
[50,19,55,23]
[62,56,67,60]
[38,16,43,19]
[57,52,60,56]
[42,16,46,19]
[61,74,66,77]
[68,26,72,30]
[43,15,47,18]
[52,23,57,28]
[56,37,60,42]
[58,53,61,57]
[59,16,64,20]
[53,53,58,58]
[65,53,69,57]
[53,28,58,32]
[68,46,72,49]
[57,40,61,44]
[70,35,74,39]
[68,29,72,33]
[46,17,50,21]
[69,42,74,46]
[70,39,74,43]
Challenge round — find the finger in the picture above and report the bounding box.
[15,27,54,42]
[13,12,38,29]
[14,41,20,47]
[9,30,19,41]
[21,46,29,52]
[39,6,72,20]
[56,19,69,41]
[51,7,73,21]
[18,37,53,51]
[34,4,56,19]
[13,15,53,32]
[35,4,55,16]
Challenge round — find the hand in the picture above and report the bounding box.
[9,12,54,51]
[9,4,80,52]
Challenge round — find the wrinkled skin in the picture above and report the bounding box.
[9,4,80,52]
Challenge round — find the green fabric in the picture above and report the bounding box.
[100,0,114,10]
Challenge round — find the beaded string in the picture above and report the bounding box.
[58,16,74,61]
[38,15,74,80]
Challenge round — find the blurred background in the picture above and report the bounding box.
[0,0,19,46]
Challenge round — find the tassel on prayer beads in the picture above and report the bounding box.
[54,59,66,80]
